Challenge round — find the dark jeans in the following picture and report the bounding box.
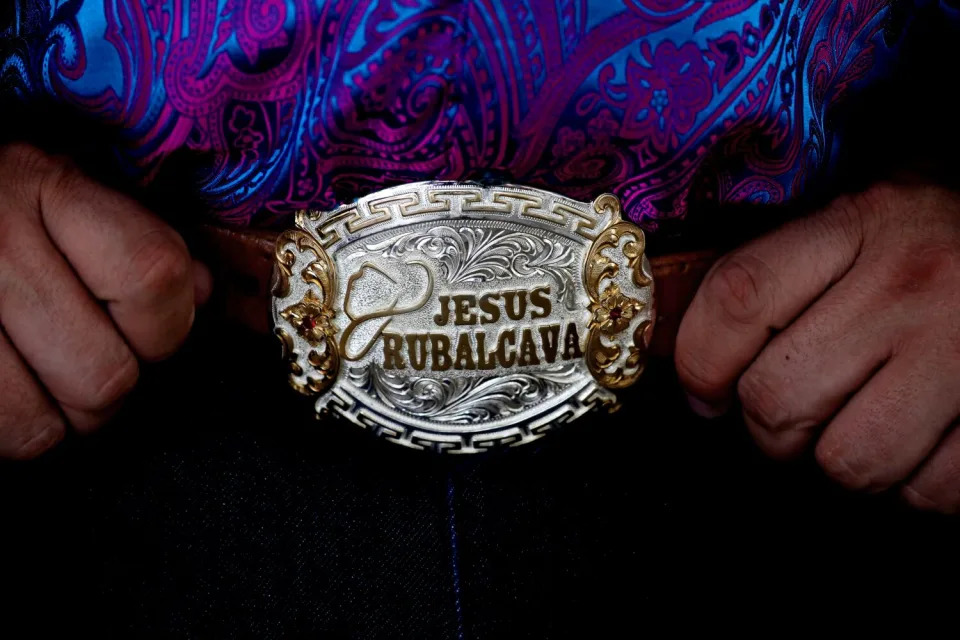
[3,315,958,637]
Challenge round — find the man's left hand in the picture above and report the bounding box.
[676,181,960,514]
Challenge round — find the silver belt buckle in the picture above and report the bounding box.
[271,182,655,453]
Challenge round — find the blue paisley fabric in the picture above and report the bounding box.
[0,1,956,231]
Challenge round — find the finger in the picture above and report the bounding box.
[902,425,960,514]
[0,214,139,434]
[814,349,960,492]
[675,197,864,413]
[737,263,896,459]
[34,153,197,360]
[0,330,65,459]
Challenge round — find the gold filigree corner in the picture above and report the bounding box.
[272,228,336,298]
[275,327,303,377]
[583,214,653,390]
[593,193,623,228]
[280,289,336,347]
[589,283,643,334]
[274,244,341,397]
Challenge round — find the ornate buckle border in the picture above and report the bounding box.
[272,182,655,453]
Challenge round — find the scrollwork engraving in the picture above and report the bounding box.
[366,225,580,310]
[583,195,654,389]
[273,223,341,395]
[348,363,580,424]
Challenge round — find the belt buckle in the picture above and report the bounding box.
[271,182,655,453]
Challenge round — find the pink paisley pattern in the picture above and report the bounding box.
[0,0,946,231]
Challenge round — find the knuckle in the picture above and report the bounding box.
[901,485,939,512]
[825,192,863,218]
[748,428,809,461]
[140,314,195,363]
[856,181,956,239]
[1,409,65,460]
[737,370,793,432]
[9,423,65,460]
[885,242,958,297]
[815,442,873,491]
[811,195,865,253]
[0,142,55,178]
[0,377,64,460]
[0,144,64,206]
[674,346,727,398]
[79,353,139,412]
[702,253,776,326]
[853,182,898,222]
[902,485,959,515]
[0,145,51,234]
[123,230,192,299]
[38,155,87,208]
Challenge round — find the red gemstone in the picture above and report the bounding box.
[609,307,622,320]
[302,316,317,330]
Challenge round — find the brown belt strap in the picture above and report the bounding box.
[194,225,719,359]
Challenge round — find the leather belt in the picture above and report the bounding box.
[194,224,718,359]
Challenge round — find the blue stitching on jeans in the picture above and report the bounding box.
[446,475,465,640]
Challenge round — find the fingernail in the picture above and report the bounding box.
[685,393,728,419]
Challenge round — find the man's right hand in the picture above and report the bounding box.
[0,144,211,459]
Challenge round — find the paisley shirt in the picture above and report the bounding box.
[0,1,956,232]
